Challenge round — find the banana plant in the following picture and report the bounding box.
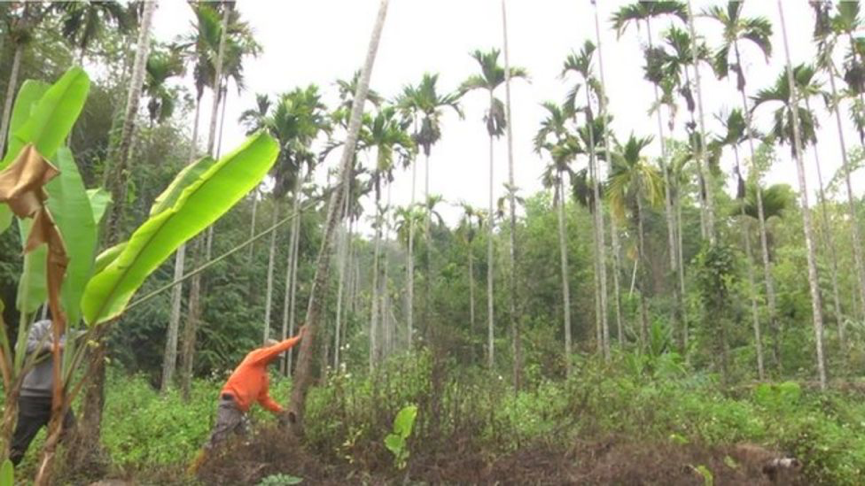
[0,67,279,480]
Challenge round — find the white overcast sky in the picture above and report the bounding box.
[150,0,863,232]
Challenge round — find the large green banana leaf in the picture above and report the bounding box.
[149,156,216,216]
[81,132,279,326]
[0,68,90,234]
[50,148,98,326]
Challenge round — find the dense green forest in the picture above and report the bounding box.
[0,0,864,484]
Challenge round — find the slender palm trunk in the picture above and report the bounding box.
[286,0,389,432]
[735,145,765,380]
[611,222,624,343]
[676,190,687,347]
[827,69,865,323]
[248,189,259,265]
[423,151,431,340]
[286,199,302,373]
[382,183,393,358]
[161,98,202,393]
[593,2,618,346]
[370,198,382,371]
[734,42,781,372]
[584,103,608,359]
[281,176,303,373]
[407,158,416,348]
[0,43,23,158]
[556,180,573,374]
[501,0,522,389]
[334,194,352,370]
[686,0,715,243]
[75,1,157,473]
[636,195,649,350]
[263,204,280,343]
[805,96,844,349]
[646,19,683,350]
[468,235,476,361]
[487,126,496,370]
[778,0,827,390]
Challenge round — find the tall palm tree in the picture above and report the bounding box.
[263,86,331,347]
[812,0,865,324]
[396,73,462,347]
[612,0,685,351]
[651,25,715,242]
[161,2,223,394]
[705,0,783,370]
[536,102,576,371]
[287,0,391,432]
[593,0,624,345]
[182,2,261,397]
[500,0,526,389]
[773,0,827,390]
[460,48,527,370]
[362,105,414,369]
[161,3,233,395]
[607,135,663,349]
[715,109,764,379]
[80,0,158,460]
[562,40,611,359]
[52,0,131,64]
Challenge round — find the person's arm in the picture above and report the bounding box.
[26,320,53,355]
[249,328,305,365]
[257,381,284,414]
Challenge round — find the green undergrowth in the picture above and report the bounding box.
[38,352,865,484]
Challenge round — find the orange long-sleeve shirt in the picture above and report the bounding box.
[220,336,300,413]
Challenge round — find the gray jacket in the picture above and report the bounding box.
[20,320,66,398]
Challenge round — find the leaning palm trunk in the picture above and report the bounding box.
[686,0,716,243]
[585,103,608,358]
[486,126,496,370]
[286,0,390,432]
[556,180,573,374]
[733,42,781,372]
[778,0,827,390]
[501,0,522,390]
[74,0,157,473]
[0,42,23,158]
[592,1,617,346]
[162,97,202,393]
[645,19,683,351]
[826,66,865,322]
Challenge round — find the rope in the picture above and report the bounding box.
[125,195,324,312]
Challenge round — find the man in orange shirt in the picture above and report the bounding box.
[190,326,305,473]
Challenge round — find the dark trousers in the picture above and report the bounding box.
[10,395,75,466]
